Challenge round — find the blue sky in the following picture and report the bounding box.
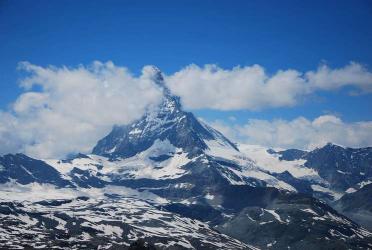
[1,0,372,157]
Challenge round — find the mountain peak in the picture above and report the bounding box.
[142,65,162,77]
[142,65,166,87]
[321,142,345,150]
[92,69,238,158]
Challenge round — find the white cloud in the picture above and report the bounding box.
[209,115,372,150]
[1,61,372,158]
[0,61,163,158]
[166,62,372,110]
[306,62,372,93]
[166,64,307,110]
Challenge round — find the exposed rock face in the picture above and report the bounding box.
[0,153,72,187]
[304,143,372,191]
[334,183,372,231]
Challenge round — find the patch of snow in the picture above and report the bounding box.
[267,241,277,247]
[238,144,321,180]
[174,183,193,189]
[259,220,273,225]
[203,142,298,192]
[357,180,372,189]
[204,139,240,161]
[108,146,117,153]
[0,181,79,202]
[345,187,357,194]
[0,182,167,204]
[101,139,191,180]
[311,185,343,200]
[265,209,285,223]
[204,193,214,200]
[129,128,142,135]
[44,156,102,180]
[97,224,123,237]
[46,139,193,182]
[301,208,318,216]
[18,215,38,226]
[229,167,297,192]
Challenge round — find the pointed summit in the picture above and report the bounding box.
[142,65,163,80]
[142,65,166,86]
[140,65,181,115]
[142,65,175,104]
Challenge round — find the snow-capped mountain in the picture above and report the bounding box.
[240,143,372,201]
[0,153,72,187]
[92,67,238,159]
[1,68,372,249]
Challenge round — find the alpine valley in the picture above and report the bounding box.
[1,68,371,250]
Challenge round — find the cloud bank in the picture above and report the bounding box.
[166,62,372,110]
[0,61,371,158]
[210,115,372,150]
[0,62,163,158]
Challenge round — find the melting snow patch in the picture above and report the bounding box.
[265,209,285,223]
[346,187,357,194]
[204,193,214,200]
[301,208,318,216]
[238,144,317,179]
[311,185,343,200]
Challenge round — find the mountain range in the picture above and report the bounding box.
[0,67,371,249]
